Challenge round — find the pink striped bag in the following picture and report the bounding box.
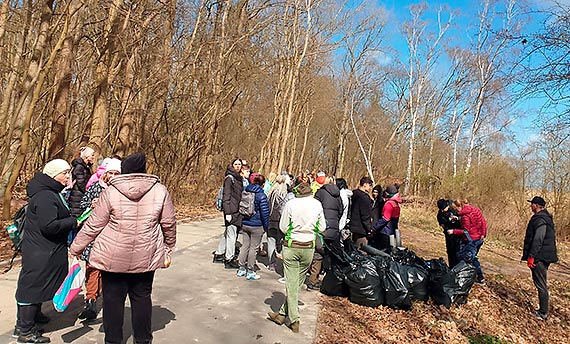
[53,258,85,312]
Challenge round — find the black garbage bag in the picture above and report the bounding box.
[320,264,350,297]
[403,263,429,302]
[428,259,476,308]
[381,260,412,310]
[391,247,427,267]
[344,257,384,307]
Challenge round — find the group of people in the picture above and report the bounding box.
[436,196,559,321]
[14,149,176,344]
[212,158,404,332]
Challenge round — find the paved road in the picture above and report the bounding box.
[0,217,320,344]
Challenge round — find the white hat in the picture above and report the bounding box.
[105,158,121,173]
[43,159,71,178]
[80,146,95,159]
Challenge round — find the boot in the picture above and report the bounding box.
[288,321,300,333]
[17,329,50,343]
[78,299,97,320]
[267,311,285,325]
[224,259,239,269]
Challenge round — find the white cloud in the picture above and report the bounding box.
[369,51,393,66]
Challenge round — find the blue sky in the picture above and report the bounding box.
[356,0,565,146]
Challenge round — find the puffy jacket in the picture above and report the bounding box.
[242,184,270,230]
[450,204,487,241]
[69,158,93,217]
[339,188,352,230]
[86,163,106,191]
[522,209,558,263]
[349,189,373,236]
[268,188,294,229]
[70,174,177,273]
[314,184,343,240]
[373,193,402,235]
[222,166,244,226]
[16,172,77,304]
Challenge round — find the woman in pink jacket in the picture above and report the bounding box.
[70,153,176,344]
[448,199,487,285]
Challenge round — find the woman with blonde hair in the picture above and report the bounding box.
[266,175,294,271]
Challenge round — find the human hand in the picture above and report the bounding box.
[527,257,536,269]
[447,230,453,235]
[91,197,99,207]
[225,214,232,222]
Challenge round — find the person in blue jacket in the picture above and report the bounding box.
[237,174,270,280]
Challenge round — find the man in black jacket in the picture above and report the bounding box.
[437,199,462,268]
[522,196,558,321]
[349,177,373,248]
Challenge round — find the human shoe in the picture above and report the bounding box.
[17,329,50,343]
[236,267,247,277]
[267,263,276,271]
[78,299,97,320]
[267,311,285,325]
[278,277,286,284]
[246,271,261,280]
[306,283,320,291]
[212,252,225,263]
[13,327,42,338]
[224,259,239,269]
[534,310,548,321]
[34,312,50,324]
[288,321,300,333]
[475,279,486,286]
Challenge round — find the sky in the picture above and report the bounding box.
[356,0,565,147]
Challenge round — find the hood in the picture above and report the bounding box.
[27,172,66,197]
[109,174,159,201]
[321,184,340,197]
[388,193,402,204]
[225,165,241,180]
[534,209,553,221]
[246,183,264,193]
[72,157,92,169]
[459,204,476,216]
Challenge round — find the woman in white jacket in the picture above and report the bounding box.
[267,182,325,333]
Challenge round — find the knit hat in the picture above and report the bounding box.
[295,182,312,196]
[437,199,449,210]
[527,196,546,207]
[385,184,399,196]
[80,146,95,159]
[316,171,326,185]
[105,158,121,173]
[121,153,146,174]
[43,159,71,178]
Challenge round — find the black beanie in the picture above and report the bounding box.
[121,153,147,174]
[437,199,449,210]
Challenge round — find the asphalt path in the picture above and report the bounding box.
[0,217,320,344]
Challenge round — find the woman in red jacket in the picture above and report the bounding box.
[448,199,487,285]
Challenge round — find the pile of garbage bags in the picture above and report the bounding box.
[320,242,477,309]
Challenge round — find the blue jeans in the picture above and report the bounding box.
[471,239,484,281]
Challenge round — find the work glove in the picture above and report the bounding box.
[527,257,536,269]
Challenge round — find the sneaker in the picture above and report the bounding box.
[267,311,285,325]
[246,271,261,280]
[17,330,50,343]
[267,263,276,271]
[306,283,320,291]
[534,311,548,321]
[278,277,286,284]
[236,267,247,277]
[475,279,486,286]
[224,259,239,269]
[13,327,42,338]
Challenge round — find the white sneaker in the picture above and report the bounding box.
[246,271,261,280]
[278,277,286,284]
[237,267,247,277]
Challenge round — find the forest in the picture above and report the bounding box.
[0,0,568,242]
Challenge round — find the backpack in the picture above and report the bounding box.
[215,175,235,211]
[239,191,256,217]
[4,204,28,272]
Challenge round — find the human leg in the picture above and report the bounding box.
[224,224,238,261]
[473,240,484,281]
[531,261,550,316]
[101,271,129,344]
[128,271,155,344]
[238,226,252,268]
[79,265,101,320]
[247,227,264,271]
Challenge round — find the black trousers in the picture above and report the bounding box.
[531,260,550,315]
[16,303,41,333]
[101,271,155,344]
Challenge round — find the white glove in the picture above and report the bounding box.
[225,215,232,222]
